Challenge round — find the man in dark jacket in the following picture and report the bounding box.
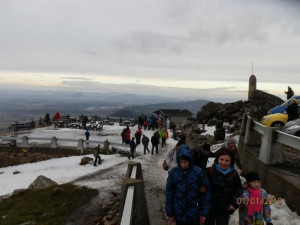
[286,98,299,121]
[142,134,150,154]
[128,137,136,160]
[192,142,212,170]
[285,86,294,100]
[165,144,210,225]
[151,131,159,155]
[85,129,90,140]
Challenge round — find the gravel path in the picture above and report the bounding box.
[65,141,172,225]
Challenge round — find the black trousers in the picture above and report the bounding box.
[161,137,166,147]
[143,145,150,154]
[128,149,135,159]
[151,145,158,154]
[205,213,230,225]
[94,156,101,166]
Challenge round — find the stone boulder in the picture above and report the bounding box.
[80,156,93,165]
[28,175,58,189]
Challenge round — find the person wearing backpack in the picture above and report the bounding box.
[94,144,102,166]
[128,137,136,160]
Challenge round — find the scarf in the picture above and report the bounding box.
[215,164,233,175]
[247,188,263,216]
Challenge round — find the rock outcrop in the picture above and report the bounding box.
[196,90,283,126]
[184,90,284,148]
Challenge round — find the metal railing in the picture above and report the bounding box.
[241,113,300,165]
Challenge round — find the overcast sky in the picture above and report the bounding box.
[0,0,299,102]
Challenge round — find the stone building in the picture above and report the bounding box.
[153,109,193,127]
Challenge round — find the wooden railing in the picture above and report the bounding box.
[118,162,150,225]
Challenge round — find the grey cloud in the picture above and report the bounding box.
[59,77,94,81]
[110,31,186,55]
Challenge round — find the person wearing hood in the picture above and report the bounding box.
[165,144,210,225]
[206,147,243,225]
[212,137,243,171]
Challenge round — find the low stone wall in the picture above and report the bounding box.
[238,135,300,215]
[0,146,93,168]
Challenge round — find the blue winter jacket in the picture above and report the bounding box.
[165,145,211,224]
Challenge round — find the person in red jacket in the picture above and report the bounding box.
[55,112,61,120]
[125,126,131,144]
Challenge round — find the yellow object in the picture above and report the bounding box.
[261,113,288,127]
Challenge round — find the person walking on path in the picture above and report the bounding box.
[162,139,185,172]
[125,126,131,144]
[239,171,273,225]
[128,137,136,160]
[160,128,167,147]
[45,113,50,125]
[224,137,243,171]
[284,86,294,100]
[94,144,102,166]
[121,128,126,144]
[286,98,299,122]
[212,137,243,172]
[191,142,212,170]
[165,144,210,225]
[142,134,150,155]
[85,129,90,140]
[151,131,159,155]
[206,147,243,225]
[135,126,142,146]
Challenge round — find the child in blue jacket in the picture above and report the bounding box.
[165,144,210,225]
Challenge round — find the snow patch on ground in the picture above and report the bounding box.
[1,124,300,224]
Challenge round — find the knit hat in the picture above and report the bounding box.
[245,171,260,183]
[225,137,236,148]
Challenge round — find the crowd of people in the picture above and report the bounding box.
[120,119,273,225]
[164,139,273,225]
[123,124,170,159]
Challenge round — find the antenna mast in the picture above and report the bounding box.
[252,61,254,75]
